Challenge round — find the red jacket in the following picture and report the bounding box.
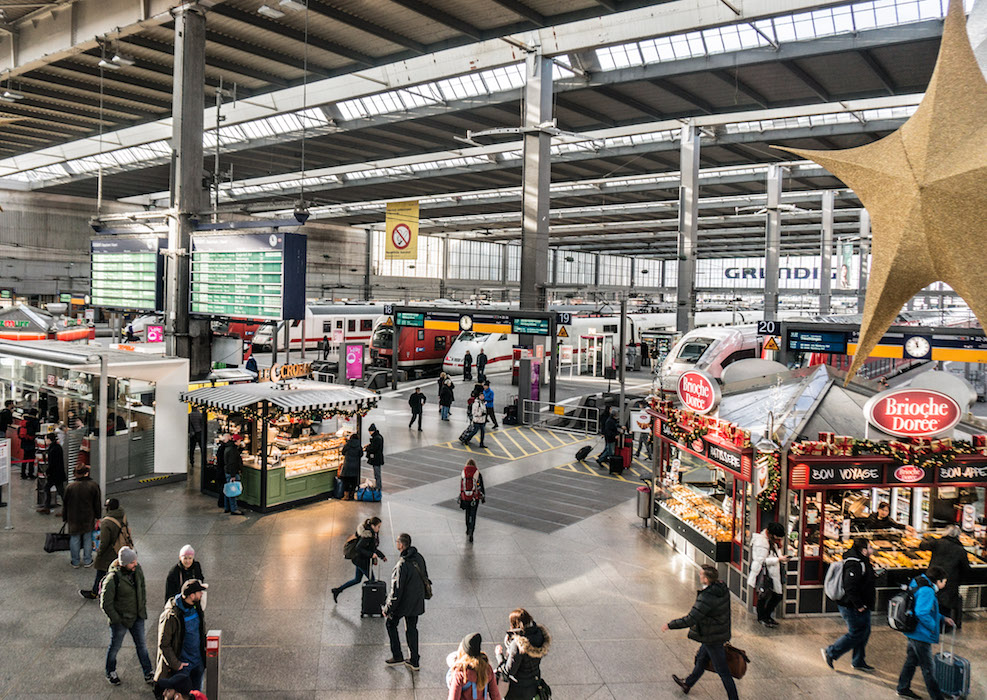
[460,464,485,503]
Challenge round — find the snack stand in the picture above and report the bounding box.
[179,380,378,513]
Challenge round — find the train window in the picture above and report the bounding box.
[361,319,373,331]
[418,330,425,341]
[603,324,618,333]
[677,338,714,364]
[336,320,343,329]
[434,336,447,351]
[348,320,356,332]
[721,349,756,368]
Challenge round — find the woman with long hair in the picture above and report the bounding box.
[447,633,502,700]
[495,609,551,700]
[459,458,486,543]
[332,517,387,603]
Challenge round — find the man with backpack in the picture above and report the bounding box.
[895,566,956,700]
[459,459,486,543]
[383,533,430,672]
[100,546,154,686]
[596,407,620,469]
[82,498,134,600]
[821,538,876,672]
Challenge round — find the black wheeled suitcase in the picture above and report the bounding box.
[575,445,593,462]
[933,627,971,698]
[608,454,625,475]
[361,567,386,617]
[459,428,473,445]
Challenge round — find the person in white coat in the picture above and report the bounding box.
[748,521,789,627]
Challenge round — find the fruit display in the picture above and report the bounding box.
[822,529,986,568]
[661,485,732,543]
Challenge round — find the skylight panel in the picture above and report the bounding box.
[436,73,486,100]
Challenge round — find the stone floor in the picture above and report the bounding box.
[1,379,985,699]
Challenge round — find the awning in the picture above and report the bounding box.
[180,379,378,413]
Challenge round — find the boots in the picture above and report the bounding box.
[342,491,354,501]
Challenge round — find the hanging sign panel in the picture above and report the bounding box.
[90,237,165,311]
[385,200,419,260]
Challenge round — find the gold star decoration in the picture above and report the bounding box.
[773,0,987,381]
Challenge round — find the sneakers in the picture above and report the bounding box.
[896,689,922,699]
[83,561,94,568]
[106,671,121,686]
[144,672,154,685]
[79,589,98,600]
[853,663,875,672]
[405,660,420,672]
[758,619,779,628]
[384,657,405,666]
[230,510,246,516]
[671,675,690,694]
[820,648,834,669]
[71,562,81,569]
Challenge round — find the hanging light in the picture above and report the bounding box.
[98,59,122,71]
[257,4,285,18]
[279,0,306,10]
[111,53,135,67]
[2,90,24,100]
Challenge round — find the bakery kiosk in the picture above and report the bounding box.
[180,379,378,512]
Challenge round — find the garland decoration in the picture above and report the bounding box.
[755,451,781,511]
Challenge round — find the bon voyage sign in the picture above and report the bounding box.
[676,369,720,415]
[864,388,962,438]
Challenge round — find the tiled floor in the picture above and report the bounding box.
[1,380,985,699]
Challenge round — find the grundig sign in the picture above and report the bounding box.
[676,370,720,415]
[865,388,962,438]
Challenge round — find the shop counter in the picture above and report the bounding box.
[240,462,338,509]
[654,501,732,562]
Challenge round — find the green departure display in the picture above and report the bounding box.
[396,312,425,327]
[511,317,550,335]
[89,238,164,311]
[190,238,284,320]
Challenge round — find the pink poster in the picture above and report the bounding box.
[146,325,164,343]
[344,343,364,380]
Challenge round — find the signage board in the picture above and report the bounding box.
[344,342,364,381]
[90,237,165,311]
[630,410,651,434]
[84,309,95,322]
[937,462,987,484]
[385,200,419,260]
[705,442,743,472]
[396,312,424,328]
[756,320,779,336]
[0,438,9,487]
[887,463,934,486]
[555,312,572,326]
[260,362,312,382]
[796,461,885,486]
[511,317,550,336]
[676,369,720,414]
[786,329,848,354]
[190,232,306,321]
[146,325,164,343]
[560,345,574,364]
[1,320,29,328]
[0,290,11,299]
[864,388,962,438]
[59,293,72,303]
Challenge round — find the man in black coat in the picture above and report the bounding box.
[0,399,13,434]
[20,408,39,479]
[339,433,363,500]
[822,538,876,671]
[921,526,972,629]
[408,388,426,431]
[462,350,473,382]
[365,424,384,491]
[476,350,488,383]
[383,533,429,672]
[38,433,66,514]
[596,407,620,469]
[663,565,738,700]
[223,434,245,516]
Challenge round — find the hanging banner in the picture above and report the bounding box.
[385,200,419,260]
[839,238,854,289]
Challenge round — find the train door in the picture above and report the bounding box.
[579,334,608,376]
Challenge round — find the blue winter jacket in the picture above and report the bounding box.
[483,387,494,408]
[904,574,943,644]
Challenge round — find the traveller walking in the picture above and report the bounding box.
[332,516,387,603]
[440,380,455,421]
[213,432,230,509]
[365,424,384,491]
[321,334,330,361]
[19,407,39,478]
[463,350,473,382]
[63,464,101,570]
[447,633,502,700]
[384,533,430,672]
[483,381,498,429]
[408,387,426,431]
[188,409,204,467]
[338,433,362,500]
[494,608,551,700]
[154,579,208,695]
[84,498,134,600]
[749,521,789,627]
[459,459,486,543]
[634,429,652,459]
[223,434,245,516]
[38,432,66,514]
[437,372,448,407]
[920,526,971,629]
[895,566,955,700]
[822,537,876,672]
[662,565,738,700]
[477,350,488,383]
[165,545,206,602]
[462,394,488,448]
[596,407,619,468]
[100,546,154,686]
[0,399,13,434]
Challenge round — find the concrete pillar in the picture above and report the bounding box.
[676,123,700,333]
[166,7,210,374]
[819,190,834,314]
[519,50,552,312]
[629,257,636,290]
[438,236,449,298]
[364,228,373,300]
[763,164,782,321]
[858,210,871,313]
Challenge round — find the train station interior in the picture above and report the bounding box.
[3,0,987,698]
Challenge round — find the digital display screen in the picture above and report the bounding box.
[787,330,848,354]
[396,312,424,327]
[511,317,550,335]
[90,238,164,311]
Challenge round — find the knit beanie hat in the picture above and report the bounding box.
[459,632,482,658]
[179,544,195,558]
[118,546,137,566]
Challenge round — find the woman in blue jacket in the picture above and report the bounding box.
[896,566,955,700]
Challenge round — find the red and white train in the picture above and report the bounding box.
[369,321,461,372]
[250,304,387,352]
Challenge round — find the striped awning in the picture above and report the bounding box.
[179,379,378,412]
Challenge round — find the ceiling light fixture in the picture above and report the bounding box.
[257,4,285,18]
[279,0,306,10]
[111,53,135,66]
[2,90,24,100]
[98,59,122,71]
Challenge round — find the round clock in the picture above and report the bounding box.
[459,315,473,331]
[904,335,931,359]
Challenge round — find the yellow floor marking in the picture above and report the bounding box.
[501,430,531,457]
[555,461,639,483]
[516,429,546,452]
[526,429,557,450]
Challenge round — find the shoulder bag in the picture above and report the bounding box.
[44,523,71,553]
[705,642,750,679]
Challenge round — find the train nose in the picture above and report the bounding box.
[443,356,463,375]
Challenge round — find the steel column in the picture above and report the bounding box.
[819,189,834,314]
[858,209,871,312]
[519,50,552,312]
[763,163,782,321]
[364,228,373,301]
[676,122,700,333]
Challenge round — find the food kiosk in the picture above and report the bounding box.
[180,379,378,513]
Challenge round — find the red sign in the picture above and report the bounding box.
[865,389,961,438]
[391,224,411,249]
[893,465,927,483]
[676,370,720,414]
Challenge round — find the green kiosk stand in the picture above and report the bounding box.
[180,380,379,513]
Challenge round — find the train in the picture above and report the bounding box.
[369,320,461,372]
[251,304,387,352]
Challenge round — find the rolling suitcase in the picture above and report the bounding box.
[575,445,593,462]
[459,427,474,445]
[608,454,625,475]
[361,564,386,618]
[933,627,970,698]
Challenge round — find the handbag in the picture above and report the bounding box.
[754,564,772,598]
[534,677,552,700]
[356,486,381,502]
[705,643,750,679]
[223,480,243,497]
[44,523,71,553]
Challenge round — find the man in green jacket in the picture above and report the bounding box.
[99,546,153,686]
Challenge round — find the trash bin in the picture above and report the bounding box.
[637,484,652,521]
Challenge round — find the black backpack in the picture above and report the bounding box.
[343,533,360,560]
[888,576,931,633]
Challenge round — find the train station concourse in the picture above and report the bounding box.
[4,0,987,698]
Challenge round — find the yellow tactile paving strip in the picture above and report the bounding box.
[437,425,588,461]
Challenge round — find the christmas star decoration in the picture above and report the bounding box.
[772,0,987,381]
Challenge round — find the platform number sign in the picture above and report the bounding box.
[556,312,572,326]
[383,304,394,316]
[756,320,779,336]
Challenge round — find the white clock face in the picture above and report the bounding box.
[904,336,931,358]
[459,315,473,331]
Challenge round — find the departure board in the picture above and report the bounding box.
[190,232,306,321]
[512,317,550,335]
[90,237,165,311]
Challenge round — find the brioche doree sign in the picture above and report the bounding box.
[676,369,720,415]
[865,388,962,438]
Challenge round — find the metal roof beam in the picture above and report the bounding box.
[41,62,176,99]
[382,0,482,39]
[594,85,664,119]
[120,35,292,87]
[488,0,546,27]
[710,69,769,108]
[781,60,830,102]
[306,0,426,53]
[857,49,896,95]
[199,30,326,82]
[649,78,713,113]
[19,72,172,111]
[555,96,614,126]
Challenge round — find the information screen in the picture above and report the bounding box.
[512,317,550,335]
[786,330,848,354]
[190,233,306,320]
[396,312,425,327]
[90,238,164,311]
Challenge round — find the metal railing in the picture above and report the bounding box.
[521,400,600,435]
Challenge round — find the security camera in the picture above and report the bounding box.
[293,200,310,225]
